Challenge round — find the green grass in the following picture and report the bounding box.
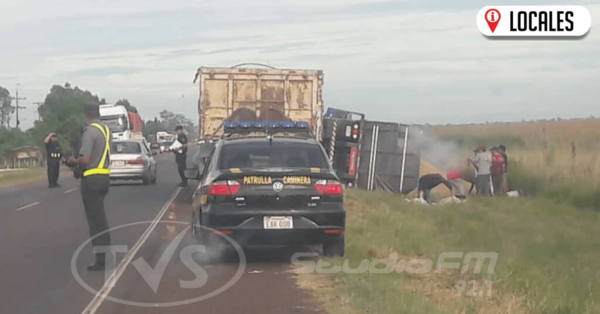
[316,190,600,314]
[0,168,47,185]
[507,161,600,211]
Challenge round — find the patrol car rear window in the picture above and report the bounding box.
[111,142,142,154]
[218,142,329,169]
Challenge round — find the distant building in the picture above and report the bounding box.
[11,146,44,168]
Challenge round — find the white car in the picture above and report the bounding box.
[110,140,157,184]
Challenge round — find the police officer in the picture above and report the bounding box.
[44,132,62,188]
[66,103,113,271]
[174,125,189,187]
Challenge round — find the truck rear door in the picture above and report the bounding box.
[198,67,324,140]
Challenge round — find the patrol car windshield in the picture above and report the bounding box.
[111,142,141,154]
[219,142,329,169]
[101,115,128,133]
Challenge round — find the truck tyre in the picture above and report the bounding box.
[323,235,345,257]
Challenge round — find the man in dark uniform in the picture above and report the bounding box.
[66,102,113,271]
[173,125,189,187]
[44,132,62,188]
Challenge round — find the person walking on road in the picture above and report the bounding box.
[173,125,189,187]
[66,103,112,271]
[469,146,492,197]
[44,132,62,188]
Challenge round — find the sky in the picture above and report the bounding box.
[0,0,599,130]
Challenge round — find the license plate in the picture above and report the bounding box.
[112,161,125,166]
[263,216,293,229]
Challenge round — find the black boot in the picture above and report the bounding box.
[87,253,106,271]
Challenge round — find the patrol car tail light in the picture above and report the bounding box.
[208,180,241,196]
[314,180,343,195]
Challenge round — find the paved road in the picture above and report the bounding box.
[1,152,324,314]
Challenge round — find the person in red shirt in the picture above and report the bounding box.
[446,168,465,199]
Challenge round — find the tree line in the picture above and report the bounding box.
[0,83,195,165]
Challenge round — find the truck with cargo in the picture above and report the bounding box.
[128,111,144,140]
[99,104,132,140]
[194,64,324,142]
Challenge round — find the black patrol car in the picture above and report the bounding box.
[186,129,346,257]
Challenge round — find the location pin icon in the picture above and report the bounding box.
[485,9,501,33]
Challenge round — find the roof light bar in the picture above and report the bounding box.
[223,121,311,135]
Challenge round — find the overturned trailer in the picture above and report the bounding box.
[322,108,421,194]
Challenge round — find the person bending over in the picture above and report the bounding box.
[417,173,453,204]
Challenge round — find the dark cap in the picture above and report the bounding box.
[83,102,100,116]
[175,125,183,131]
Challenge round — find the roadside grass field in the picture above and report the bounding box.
[0,168,47,186]
[297,190,600,314]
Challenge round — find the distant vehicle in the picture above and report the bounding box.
[109,140,157,185]
[186,123,346,257]
[156,131,175,152]
[100,105,132,140]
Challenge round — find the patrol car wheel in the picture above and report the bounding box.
[323,235,345,257]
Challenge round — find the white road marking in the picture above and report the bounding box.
[64,188,77,194]
[15,202,41,211]
[80,187,182,314]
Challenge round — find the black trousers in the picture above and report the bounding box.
[491,172,505,196]
[47,159,60,185]
[81,175,111,248]
[176,154,187,183]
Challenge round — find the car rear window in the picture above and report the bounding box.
[112,142,141,154]
[219,141,329,169]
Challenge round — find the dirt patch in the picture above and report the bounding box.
[295,272,360,314]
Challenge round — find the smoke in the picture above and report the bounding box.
[410,130,463,171]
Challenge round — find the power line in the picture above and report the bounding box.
[32,102,44,121]
[9,85,26,130]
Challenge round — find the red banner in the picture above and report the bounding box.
[348,147,358,175]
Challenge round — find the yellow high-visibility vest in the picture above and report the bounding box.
[83,123,111,177]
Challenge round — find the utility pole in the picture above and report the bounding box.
[9,85,26,130]
[33,102,44,121]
